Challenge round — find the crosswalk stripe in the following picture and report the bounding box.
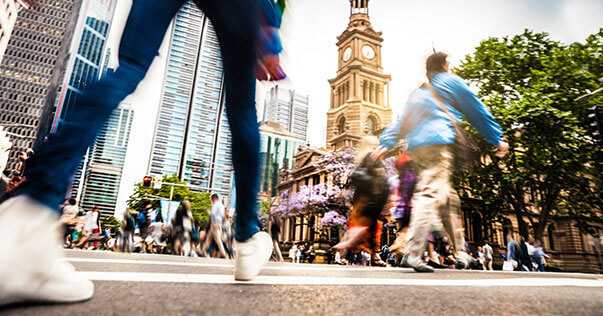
[78,271,603,287]
[63,257,405,272]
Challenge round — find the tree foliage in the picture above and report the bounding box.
[454,29,602,240]
[126,174,212,224]
[100,216,120,234]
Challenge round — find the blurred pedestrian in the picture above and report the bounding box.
[519,236,533,271]
[296,244,302,263]
[307,246,316,264]
[374,52,508,272]
[59,198,80,247]
[333,137,389,267]
[172,201,193,256]
[506,234,528,271]
[388,153,416,258]
[482,240,493,271]
[147,214,167,254]
[189,218,201,256]
[269,214,284,262]
[75,206,101,249]
[0,0,286,304]
[137,203,152,252]
[532,240,549,272]
[121,209,136,253]
[201,194,228,258]
[222,215,234,258]
[289,244,298,263]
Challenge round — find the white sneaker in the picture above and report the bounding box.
[233,232,273,281]
[0,196,94,306]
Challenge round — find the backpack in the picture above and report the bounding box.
[125,215,135,231]
[190,226,200,242]
[137,211,148,227]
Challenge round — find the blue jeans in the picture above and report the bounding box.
[534,257,545,272]
[18,0,261,242]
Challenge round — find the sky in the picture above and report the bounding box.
[111,0,603,216]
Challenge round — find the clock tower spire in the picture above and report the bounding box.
[326,0,392,151]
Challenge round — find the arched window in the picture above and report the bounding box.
[338,116,346,134]
[548,225,556,251]
[502,218,512,245]
[367,116,377,133]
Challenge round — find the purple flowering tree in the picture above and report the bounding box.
[318,211,348,229]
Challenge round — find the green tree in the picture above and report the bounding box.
[126,174,212,224]
[454,29,602,241]
[100,216,120,234]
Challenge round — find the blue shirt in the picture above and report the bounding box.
[379,72,503,151]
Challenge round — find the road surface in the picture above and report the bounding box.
[1,249,602,315]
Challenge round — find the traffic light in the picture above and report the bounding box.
[589,106,602,142]
[142,176,152,188]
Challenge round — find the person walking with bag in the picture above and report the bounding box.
[374,52,508,272]
[201,194,228,258]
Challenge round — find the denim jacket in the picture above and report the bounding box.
[379,72,503,151]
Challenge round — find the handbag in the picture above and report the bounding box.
[502,260,514,271]
[423,82,480,172]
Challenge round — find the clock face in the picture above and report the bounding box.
[343,47,352,61]
[362,45,375,59]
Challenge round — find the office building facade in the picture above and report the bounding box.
[79,103,133,217]
[0,0,82,175]
[263,85,309,141]
[148,1,233,196]
[259,121,304,199]
[51,0,116,133]
[0,0,28,65]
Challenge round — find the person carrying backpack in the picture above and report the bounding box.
[121,209,136,253]
[374,52,508,272]
[333,136,389,267]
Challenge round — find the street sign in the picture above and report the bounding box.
[153,177,163,190]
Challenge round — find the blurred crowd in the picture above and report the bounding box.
[58,194,235,259]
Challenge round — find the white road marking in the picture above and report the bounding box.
[78,271,603,287]
[62,257,404,272]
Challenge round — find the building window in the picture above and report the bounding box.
[548,225,556,251]
[338,116,346,134]
[367,115,377,133]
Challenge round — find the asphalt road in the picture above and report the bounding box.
[2,249,602,316]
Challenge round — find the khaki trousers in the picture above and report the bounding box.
[405,145,465,258]
[201,222,228,258]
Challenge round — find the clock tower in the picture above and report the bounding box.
[326,0,392,150]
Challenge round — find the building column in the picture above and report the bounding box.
[330,87,334,108]
[386,84,390,106]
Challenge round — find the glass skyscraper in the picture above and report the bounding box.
[42,0,117,210]
[259,121,305,198]
[79,103,133,218]
[0,0,82,175]
[148,1,232,196]
[263,85,310,141]
[51,0,117,133]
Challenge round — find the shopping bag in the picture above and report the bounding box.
[502,260,514,271]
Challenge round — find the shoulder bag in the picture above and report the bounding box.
[423,82,480,172]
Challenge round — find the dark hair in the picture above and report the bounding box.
[211,193,219,200]
[426,52,448,78]
[68,198,77,205]
[156,213,163,222]
[483,240,488,244]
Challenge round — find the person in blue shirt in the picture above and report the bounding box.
[0,0,285,305]
[372,52,509,272]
